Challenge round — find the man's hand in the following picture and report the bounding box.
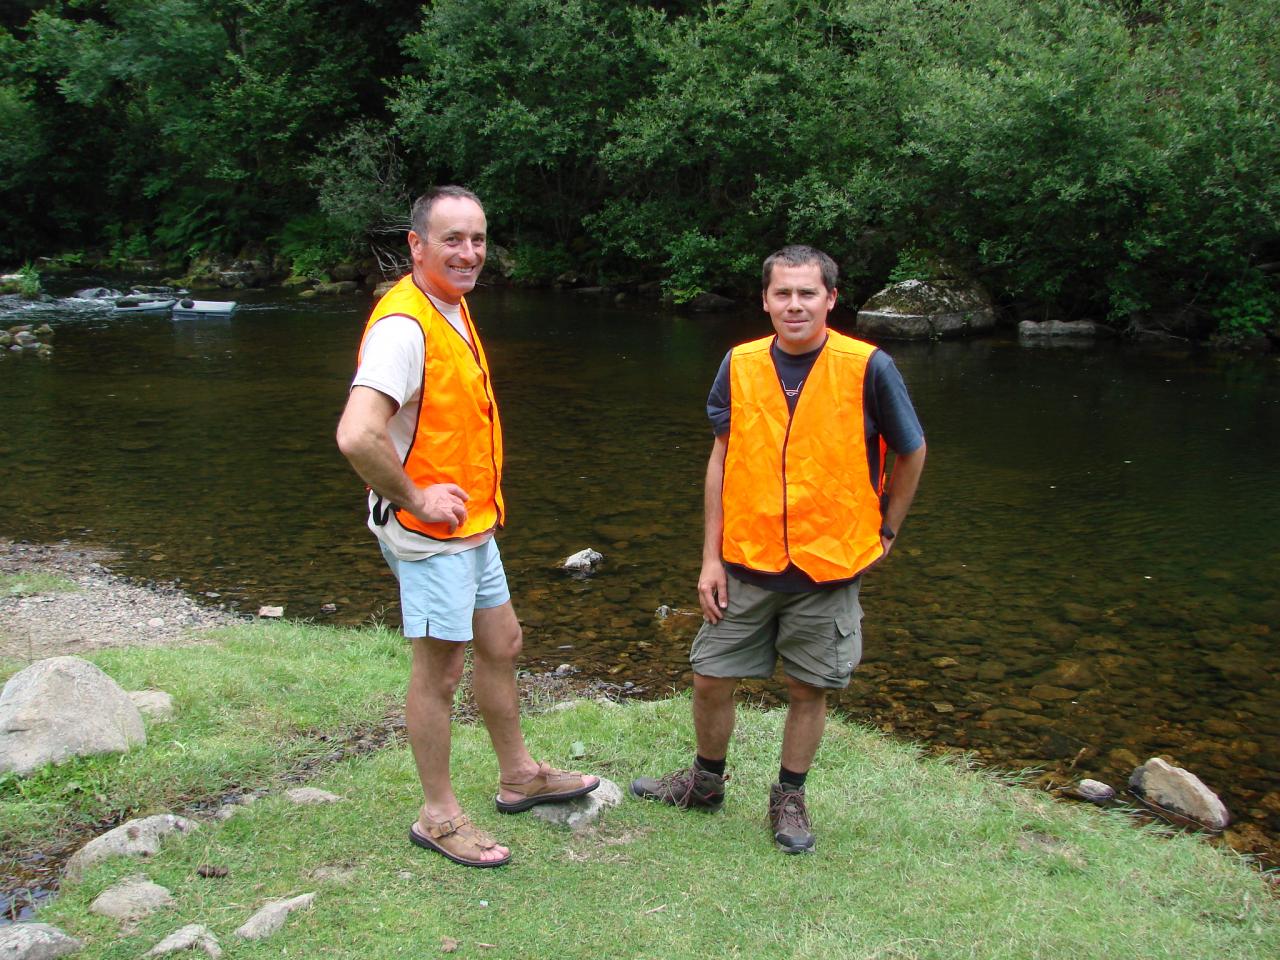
[698,558,729,624]
[410,483,470,533]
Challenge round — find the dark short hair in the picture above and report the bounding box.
[410,186,484,236]
[762,245,838,292]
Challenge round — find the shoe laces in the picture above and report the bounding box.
[770,786,809,828]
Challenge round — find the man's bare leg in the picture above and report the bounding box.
[780,676,828,773]
[692,673,739,761]
[406,635,509,863]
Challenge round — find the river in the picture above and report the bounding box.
[2,282,1278,863]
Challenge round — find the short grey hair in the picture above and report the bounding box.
[410,186,483,236]
[762,245,838,292]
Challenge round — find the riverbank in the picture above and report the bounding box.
[1,547,1277,957]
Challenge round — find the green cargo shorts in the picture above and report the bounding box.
[689,576,863,689]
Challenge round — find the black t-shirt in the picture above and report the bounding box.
[707,335,924,592]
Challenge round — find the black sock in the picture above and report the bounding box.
[779,765,807,789]
[695,755,726,777]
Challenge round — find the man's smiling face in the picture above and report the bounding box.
[409,196,487,304]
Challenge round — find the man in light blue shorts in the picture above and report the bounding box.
[337,186,598,868]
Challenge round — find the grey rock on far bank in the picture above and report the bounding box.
[529,777,624,831]
[856,278,996,340]
[1018,319,1113,340]
[0,656,145,776]
[144,925,221,959]
[234,892,316,940]
[88,875,175,921]
[64,814,198,883]
[1129,757,1231,831]
[0,923,83,959]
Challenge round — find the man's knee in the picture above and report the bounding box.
[784,675,828,705]
[475,618,522,665]
[411,639,465,697]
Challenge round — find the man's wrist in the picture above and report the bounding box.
[880,525,896,541]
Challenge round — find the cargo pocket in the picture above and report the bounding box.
[833,611,863,683]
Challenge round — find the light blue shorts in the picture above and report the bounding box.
[379,539,511,641]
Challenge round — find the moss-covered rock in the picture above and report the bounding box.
[856,278,996,340]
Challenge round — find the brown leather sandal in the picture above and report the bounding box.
[408,814,511,868]
[496,761,600,813]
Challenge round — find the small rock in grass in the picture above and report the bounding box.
[89,875,174,920]
[285,787,343,805]
[64,814,197,883]
[128,690,175,721]
[234,892,316,940]
[529,777,623,831]
[144,924,221,958]
[0,922,83,958]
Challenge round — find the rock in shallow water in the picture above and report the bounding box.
[1128,757,1231,831]
[563,548,604,573]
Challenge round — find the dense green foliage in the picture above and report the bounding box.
[2,0,1276,337]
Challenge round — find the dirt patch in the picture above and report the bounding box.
[0,538,239,665]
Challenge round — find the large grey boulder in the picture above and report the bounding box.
[856,278,996,340]
[1129,757,1231,831]
[64,814,198,883]
[0,657,145,776]
[234,892,316,940]
[529,777,624,831]
[0,923,83,959]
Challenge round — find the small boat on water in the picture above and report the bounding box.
[113,296,176,314]
[171,298,238,319]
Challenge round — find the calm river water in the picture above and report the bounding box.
[2,283,1278,861]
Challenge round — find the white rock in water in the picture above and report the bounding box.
[0,656,145,776]
[529,778,623,831]
[64,814,198,883]
[257,605,284,618]
[234,892,316,940]
[0,922,84,958]
[144,924,221,958]
[563,548,603,572]
[89,875,175,920]
[1129,757,1231,830]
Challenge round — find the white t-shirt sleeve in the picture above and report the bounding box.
[351,315,423,407]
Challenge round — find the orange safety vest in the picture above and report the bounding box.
[721,330,885,582]
[357,275,504,540]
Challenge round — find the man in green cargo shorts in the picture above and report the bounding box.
[632,244,927,853]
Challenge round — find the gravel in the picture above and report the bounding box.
[0,539,239,665]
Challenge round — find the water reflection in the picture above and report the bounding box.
[2,283,1277,861]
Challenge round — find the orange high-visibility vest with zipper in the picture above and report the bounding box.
[721,330,884,582]
[358,275,504,540]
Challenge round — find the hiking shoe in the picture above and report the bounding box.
[630,765,726,811]
[769,782,815,853]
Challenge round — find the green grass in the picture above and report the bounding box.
[0,572,80,597]
[5,625,1278,958]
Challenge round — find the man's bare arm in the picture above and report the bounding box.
[697,434,729,623]
[879,440,926,558]
[335,385,469,532]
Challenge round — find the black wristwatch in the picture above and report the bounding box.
[880,525,896,541]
